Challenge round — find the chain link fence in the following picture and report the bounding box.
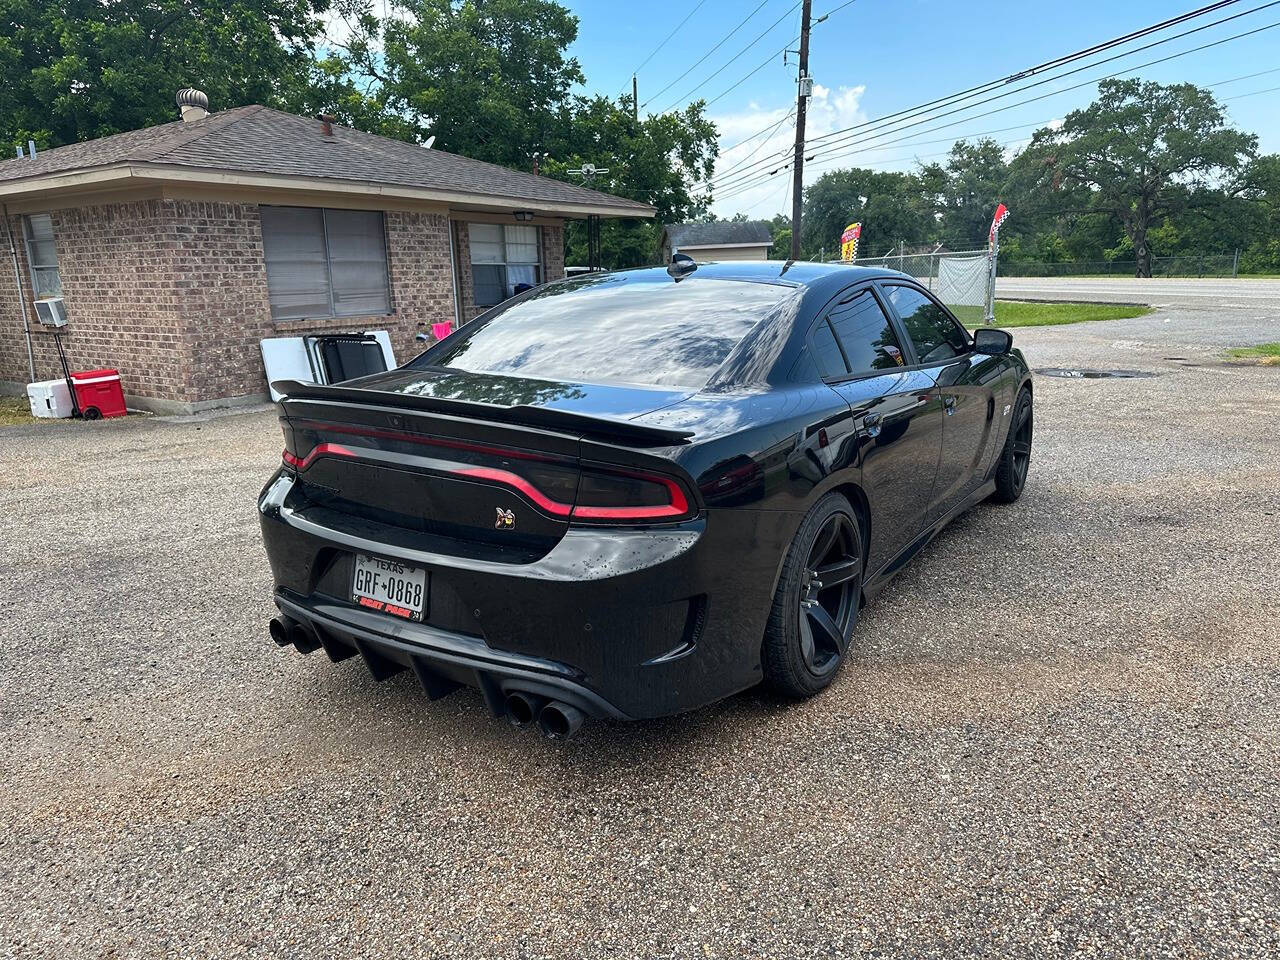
[997,253,1241,278]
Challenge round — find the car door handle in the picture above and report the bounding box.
[943,395,956,409]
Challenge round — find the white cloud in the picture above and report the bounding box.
[706,84,869,219]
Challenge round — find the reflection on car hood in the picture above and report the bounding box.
[343,367,694,420]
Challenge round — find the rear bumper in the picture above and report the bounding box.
[273,592,632,720]
[259,473,799,720]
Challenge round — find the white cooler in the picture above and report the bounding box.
[27,379,74,419]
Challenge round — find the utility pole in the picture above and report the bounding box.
[789,0,813,261]
[632,76,639,121]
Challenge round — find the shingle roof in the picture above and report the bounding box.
[664,220,774,247]
[0,105,654,216]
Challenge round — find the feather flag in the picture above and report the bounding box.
[989,203,1010,249]
[840,222,862,262]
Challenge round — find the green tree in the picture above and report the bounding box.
[334,0,717,269]
[0,0,327,149]
[1239,154,1280,271]
[336,0,584,166]
[801,167,933,259]
[544,98,717,268]
[1027,78,1256,277]
[920,138,1009,246]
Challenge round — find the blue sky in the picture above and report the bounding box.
[566,0,1280,218]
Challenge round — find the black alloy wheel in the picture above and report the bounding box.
[994,387,1033,503]
[797,512,861,677]
[763,492,864,698]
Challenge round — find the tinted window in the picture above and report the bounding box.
[810,319,845,377]
[884,284,969,364]
[416,274,800,389]
[827,290,906,373]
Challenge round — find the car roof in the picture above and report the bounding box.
[613,260,909,296]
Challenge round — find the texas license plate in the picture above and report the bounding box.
[351,553,427,622]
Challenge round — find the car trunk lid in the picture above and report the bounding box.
[275,371,696,561]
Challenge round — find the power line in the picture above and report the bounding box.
[807,0,1249,152]
[1224,82,1280,99]
[640,0,776,108]
[662,0,861,115]
[706,28,1280,206]
[705,1,1278,191]
[797,14,1280,173]
[653,2,802,112]
[718,106,796,155]
[621,0,712,95]
[715,108,797,182]
[701,0,1260,189]
[1210,64,1280,84]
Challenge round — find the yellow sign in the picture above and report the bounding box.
[840,222,861,262]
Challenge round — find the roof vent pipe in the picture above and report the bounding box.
[317,113,336,137]
[176,88,209,122]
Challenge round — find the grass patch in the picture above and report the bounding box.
[0,395,35,426]
[952,300,1152,328]
[1225,342,1280,365]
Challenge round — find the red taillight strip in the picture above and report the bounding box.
[458,466,689,521]
[570,475,690,520]
[282,442,357,471]
[284,436,692,523]
[454,466,573,517]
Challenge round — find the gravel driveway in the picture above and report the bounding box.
[2,303,1278,958]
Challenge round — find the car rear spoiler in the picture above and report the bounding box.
[271,380,694,447]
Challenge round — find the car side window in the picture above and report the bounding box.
[809,318,847,377]
[883,284,970,364]
[826,290,906,374]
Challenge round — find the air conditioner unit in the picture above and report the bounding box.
[34,296,67,327]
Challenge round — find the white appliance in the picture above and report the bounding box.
[26,378,74,418]
[34,297,68,326]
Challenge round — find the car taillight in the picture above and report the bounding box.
[281,442,357,471]
[570,468,692,523]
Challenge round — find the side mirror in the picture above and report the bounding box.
[973,327,1013,355]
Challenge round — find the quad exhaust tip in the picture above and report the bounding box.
[268,616,291,647]
[504,692,547,728]
[538,701,585,741]
[269,619,589,739]
[270,616,323,654]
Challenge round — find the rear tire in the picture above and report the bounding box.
[993,387,1032,503]
[762,492,864,699]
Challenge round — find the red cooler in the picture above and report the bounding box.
[70,369,127,419]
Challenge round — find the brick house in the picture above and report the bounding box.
[0,97,653,413]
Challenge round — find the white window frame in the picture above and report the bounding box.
[23,214,61,297]
[260,205,393,321]
[468,223,543,308]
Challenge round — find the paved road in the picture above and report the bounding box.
[997,275,1280,309]
[2,305,1278,958]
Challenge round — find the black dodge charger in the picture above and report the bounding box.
[259,260,1032,738]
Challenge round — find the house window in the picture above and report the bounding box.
[260,206,391,320]
[23,214,61,297]
[469,223,541,308]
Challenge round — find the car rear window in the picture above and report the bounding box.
[415,274,799,389]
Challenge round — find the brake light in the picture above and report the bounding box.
[570,470,690,521]
[278,418,694,524]
[282,442,357,471]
